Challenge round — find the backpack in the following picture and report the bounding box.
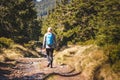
[46,33,54,47]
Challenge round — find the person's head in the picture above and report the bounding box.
[47,27,52,32]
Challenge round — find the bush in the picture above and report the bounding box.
[24,40,42,50]
[110,49,120,64]
[95,34,107,46]
[104,43,120,72]
[0,37,14,48]
[24,41,34,49]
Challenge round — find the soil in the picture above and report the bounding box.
[0,57,85,80]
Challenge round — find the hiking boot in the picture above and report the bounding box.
[47,63,50,67]
[50,64,53,68]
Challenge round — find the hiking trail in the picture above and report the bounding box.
[0,57,85,80]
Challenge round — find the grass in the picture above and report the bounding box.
[47,75,58,80]
[54,45,119,80]
[96,64,120,80]
[0,55,5,62]
[0,44,41,62]
[4,49,23,60]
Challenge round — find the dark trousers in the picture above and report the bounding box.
[46,48,54,67]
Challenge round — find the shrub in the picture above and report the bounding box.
[24,40,42,50]
[95,34,107,46]
[0,37,14,48]
[104,43,120,72]
[24,41,34,49]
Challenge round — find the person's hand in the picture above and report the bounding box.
[42,48,46,54]
[42,48,46,52]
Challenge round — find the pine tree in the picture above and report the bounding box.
[0,0,42,43]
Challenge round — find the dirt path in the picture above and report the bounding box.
[0,57,85,80]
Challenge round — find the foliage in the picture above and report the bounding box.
[23,40,42,50]
[0,37,14,48]
[0,0,42,44]
[42,0,120,46]
[35,0,56,17]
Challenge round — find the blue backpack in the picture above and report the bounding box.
[46,33,54,46]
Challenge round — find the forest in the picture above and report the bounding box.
[35,0,57,18]
[0,0,120,79]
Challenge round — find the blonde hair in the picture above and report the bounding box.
[47,27,52,32]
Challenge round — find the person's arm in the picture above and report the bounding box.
[54,34,57,48]
[43,34,46,49]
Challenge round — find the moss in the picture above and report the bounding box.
[0,37,14,48]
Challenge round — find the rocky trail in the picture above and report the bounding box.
[0,57,83,80]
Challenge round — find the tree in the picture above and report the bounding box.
[0,0,42,43]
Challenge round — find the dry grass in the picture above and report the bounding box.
[54,46,84,66]
[54,45,119,80]
[0,44,40,62]
[47,75,57,80]
[96,64,120,80]
[4,49,23,60]
[0,55,5,62]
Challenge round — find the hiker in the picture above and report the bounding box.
[43,27,56,68]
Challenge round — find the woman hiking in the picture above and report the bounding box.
[43,27,56,68]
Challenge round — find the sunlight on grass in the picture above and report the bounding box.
[47,75,57,80]
[0,55,5,62]
[0,44,41,62]
[4,50,23,60]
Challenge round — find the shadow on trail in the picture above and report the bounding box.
[11,71,81,80]
[0,62,13,80]
[43,71,81,80]
[38,52,47,58]
[16,47,47,58]
[12,73,46,80]
[0,69,11,80]
[16,47,37,57]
